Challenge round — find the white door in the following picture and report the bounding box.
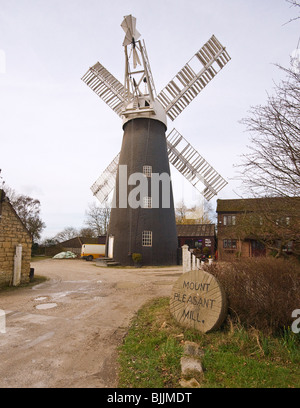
[108,236,114,258]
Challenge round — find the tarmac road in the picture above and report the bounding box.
[0,259,182,388]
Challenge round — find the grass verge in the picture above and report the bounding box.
[117,297,300,388]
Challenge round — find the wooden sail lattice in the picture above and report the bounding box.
[156,35,231,121]
[90,153,120,203]
[83,21,230,204]
[91,128,227,203]
[81,62,128,117]
[166,128,228,201]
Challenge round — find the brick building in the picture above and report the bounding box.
[0,190,32,286]
[216,197,300,261]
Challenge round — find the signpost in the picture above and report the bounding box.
[170,269,227,333]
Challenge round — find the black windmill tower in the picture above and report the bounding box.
[82,15,231,265]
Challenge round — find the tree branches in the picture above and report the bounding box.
[236,66,300,198]
[84,202,111,236]
[4,186,46,241]
[284,0,300,24]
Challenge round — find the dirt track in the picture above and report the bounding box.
[0,259,182,388]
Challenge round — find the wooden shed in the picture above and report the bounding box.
[177,224,216,255]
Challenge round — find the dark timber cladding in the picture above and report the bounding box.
[107,117,178,266]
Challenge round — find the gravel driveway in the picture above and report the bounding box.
[0,259,182,388]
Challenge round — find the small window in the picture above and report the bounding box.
[276,217,291,226]
[143,196,152,208]
[143,165,152,177]
[286,241,293,251]
[142,231,152,247]
[223,239,237,249]
[223,215,236,226]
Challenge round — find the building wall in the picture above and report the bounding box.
[178,236,215,254]
[218,239,250,261]
[0,200,32,286]
[216,197,300,261]
[107,118,178,266]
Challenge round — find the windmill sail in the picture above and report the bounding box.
[166,128,228,201]
[83,15,231,266]
[91,153,120,204]
[81,62,129,117]
[92,128,227,204]
[156,35,231,121]
[85,18,230,207]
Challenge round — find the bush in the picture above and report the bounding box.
[132,253,142,264]
[206,258,300,335]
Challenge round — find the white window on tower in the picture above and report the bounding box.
[142,231,152,247]
[143,165,152,177]
[143,196,152,209]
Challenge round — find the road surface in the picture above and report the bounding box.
[0,259,182,388]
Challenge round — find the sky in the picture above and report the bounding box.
[0,0,299,241]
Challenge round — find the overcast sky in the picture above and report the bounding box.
[0,0,299,241]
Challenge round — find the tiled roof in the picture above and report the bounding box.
[176,224,215,237]
[216,197,300,213]
[59,237,99,248]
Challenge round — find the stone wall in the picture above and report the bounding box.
[0,199,32,286]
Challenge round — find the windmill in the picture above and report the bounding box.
[82,15,230,265]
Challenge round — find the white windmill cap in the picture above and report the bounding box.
[122,99,167,129]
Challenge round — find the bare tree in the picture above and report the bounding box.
[54,227,79,242]
[4,186,46,242]
[235,63,300,256]
[175,199,189,224]
[175,199,215,224]
[236,65,300,198]
[284,0,300,24]
[85,202,111,236]
[78,227,97,238]
[229,198,300,257]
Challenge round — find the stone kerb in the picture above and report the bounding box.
[170,269,227,333]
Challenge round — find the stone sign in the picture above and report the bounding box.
[170,269,227,333]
